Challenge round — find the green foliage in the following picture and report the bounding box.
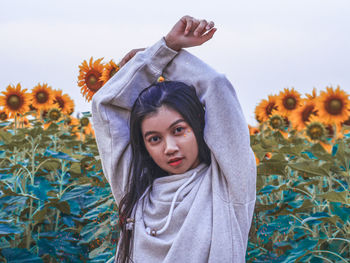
[248,126,350,262]
[0,118,118,262]
[0,116,349,262]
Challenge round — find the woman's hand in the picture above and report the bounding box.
[118,16,216,68]
[118,48,146,68]
[164,16,217,51]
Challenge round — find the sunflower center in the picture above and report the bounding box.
[49,110,61,121]
[36,91,48,103]
[0,112,7,121]
[307,123,325,140]
[310,127,323,139]
[7,95,22,110]
[283,97,297,110]
[85,70,103,92]
[327,98,342,115]
[270,115,284,129]
[88,75,97,85]
[80,117,89,127]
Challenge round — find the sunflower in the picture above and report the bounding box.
[289,98,318,131]
[43,108,62,130]
[305,120,327,142]
[52,89,75,115]
[0,110,8,121]
[30,83,54,111]
[315,86,350,128]
[79,117,90,127]
[254,95,279,122]
[78,57,104,102]
[306,115,342,141]
[0,84,31,118]
[100,60,119,84]
[275,87,303,116]
[268,114,285,130]
[48,108,62,122]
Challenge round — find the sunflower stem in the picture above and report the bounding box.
[14,114,17,135]
[79,128,83,152]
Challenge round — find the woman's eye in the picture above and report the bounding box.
[149,136,160,143]
[174,127,184,134]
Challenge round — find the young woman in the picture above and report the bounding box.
[92,16,257,263]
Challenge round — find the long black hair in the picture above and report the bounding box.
[116,81,211,262]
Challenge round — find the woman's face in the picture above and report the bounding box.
[141,105,200,175]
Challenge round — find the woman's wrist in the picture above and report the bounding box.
[163,36,181,52]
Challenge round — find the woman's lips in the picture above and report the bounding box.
[168,158,183,166]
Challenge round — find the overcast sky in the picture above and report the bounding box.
[1,0,349,125]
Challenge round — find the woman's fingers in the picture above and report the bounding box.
[184,16,200,36]
[185,17,215,37]
[194,19,207,36]
[200,27,217,42]
[206,21,215,30]
[184,18,193,36]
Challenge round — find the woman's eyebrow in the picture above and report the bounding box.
[168,119,185,129]
[143,119,185,139]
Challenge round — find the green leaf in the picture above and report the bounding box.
[69,162,81,175]
[278,144,305,156]
[52,201,71,214]
[288,160,329,177]
[307,143,334,161]
[257,154,288,176]
[334,140,350,171]
[317,191,348,204]
[41,160,61,171]
[33,206,49,224]
[0,129,12,144]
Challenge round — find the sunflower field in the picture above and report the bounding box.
[0,57,349,262]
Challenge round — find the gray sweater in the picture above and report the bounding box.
[91,37,257,263]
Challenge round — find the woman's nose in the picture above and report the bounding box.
[164,136,179,155]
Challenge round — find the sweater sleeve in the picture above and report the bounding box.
[91,38,178,206]
[163,47,257,205]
